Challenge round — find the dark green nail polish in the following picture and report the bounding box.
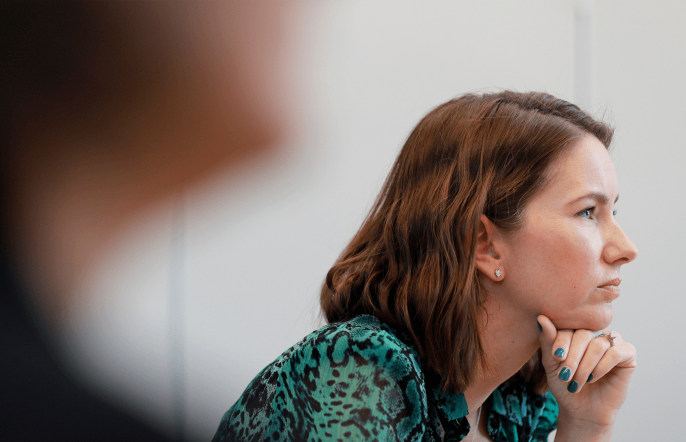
[567,381,579,393]
[554,348,565,358]
[587,373,593,382]
[559,367,571,381]
[537,320,542,332]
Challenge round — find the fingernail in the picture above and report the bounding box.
[554,348,565,358]
[559,367,571,381]
[537,320,542,332]
[587,373,593,382]
[567,381,579,393]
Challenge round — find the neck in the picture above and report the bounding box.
[462,290,541,413]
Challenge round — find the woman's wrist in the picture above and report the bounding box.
[554,412,614,442]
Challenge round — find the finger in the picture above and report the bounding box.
[551,329,574,362]
[588,336,637,383]
[566,334,610,393]
[537,315,556,346]
[537,315,561,372]
[557,329,595,385]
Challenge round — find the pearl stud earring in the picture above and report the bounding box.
[495,269,502,278]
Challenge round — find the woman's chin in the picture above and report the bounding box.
[546,304,614,331]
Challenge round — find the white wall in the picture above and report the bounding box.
[60,1,684,440]
[594,2,686,440]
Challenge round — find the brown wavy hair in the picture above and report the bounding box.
[320,91,613,394]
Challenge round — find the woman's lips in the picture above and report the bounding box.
[597,278,621,300]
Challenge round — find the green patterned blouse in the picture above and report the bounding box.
[213,315,558,441]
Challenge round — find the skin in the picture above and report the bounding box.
[467,135,638,441]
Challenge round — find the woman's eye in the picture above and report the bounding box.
[577,206,596,219]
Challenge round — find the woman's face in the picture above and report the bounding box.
[500,135,638,331]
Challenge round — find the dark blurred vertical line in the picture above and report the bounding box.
[574,0,594,108]
[170,192,186,442]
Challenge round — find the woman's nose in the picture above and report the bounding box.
[603,221,638,265]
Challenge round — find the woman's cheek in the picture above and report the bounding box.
[537,284,589,328]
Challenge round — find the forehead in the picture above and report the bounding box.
[534,135,617,206]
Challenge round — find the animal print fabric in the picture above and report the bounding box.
[213,315,557,442]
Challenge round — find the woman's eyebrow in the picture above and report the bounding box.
[567,192,619,206]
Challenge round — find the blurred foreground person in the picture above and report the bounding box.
[0,2,290,440]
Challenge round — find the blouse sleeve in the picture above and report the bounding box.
[213,320,431,442]
[302,325,429,441]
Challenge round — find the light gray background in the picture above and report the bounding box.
[57,1,684,440]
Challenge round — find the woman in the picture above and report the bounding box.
[214,91,637,441]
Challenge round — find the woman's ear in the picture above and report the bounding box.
[475,214,505,282]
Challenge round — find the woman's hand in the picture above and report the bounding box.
[537,315,637,442]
